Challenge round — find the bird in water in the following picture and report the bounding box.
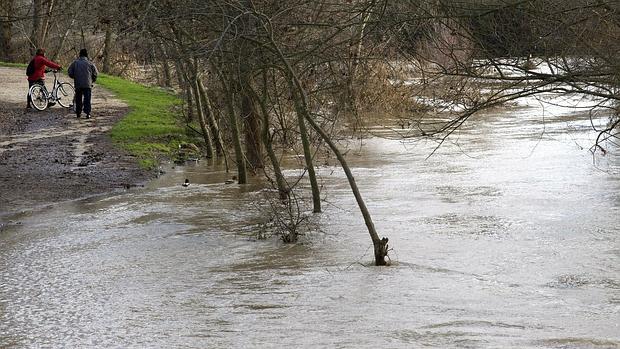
[225,175,237,184]
[182,178,190,187]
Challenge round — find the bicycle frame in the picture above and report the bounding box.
[29,70,75,110]
[44,71,63,103]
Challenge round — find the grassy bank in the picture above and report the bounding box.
[96,74,187,169]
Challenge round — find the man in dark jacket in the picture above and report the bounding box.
[27,48,61,109]
[67,48,98,119]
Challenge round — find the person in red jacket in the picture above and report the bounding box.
[26,48,61,109]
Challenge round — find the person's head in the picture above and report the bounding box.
[79,48,88,58]
[35,48,45,56]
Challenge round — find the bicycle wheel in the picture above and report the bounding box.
[29,84,48,111]
[56,82,75,108]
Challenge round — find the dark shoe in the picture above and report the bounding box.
[76,113,81,118]
[26,105,32,109]
[85,114,91,119]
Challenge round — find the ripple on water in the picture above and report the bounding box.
[434,185,503,204]
[546,274,620,289]
[393,329,488,349]
[423,213,514,238]
[394,319,558,348]
[535,337,620,349]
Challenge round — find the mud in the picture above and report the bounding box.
[0,67,153,217]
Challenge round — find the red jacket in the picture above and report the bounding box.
[27,54,61,82]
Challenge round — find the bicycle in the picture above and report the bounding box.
[28,69,75,111]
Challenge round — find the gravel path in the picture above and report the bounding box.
[0,67,152,217]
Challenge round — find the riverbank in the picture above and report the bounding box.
[0,66,185,217]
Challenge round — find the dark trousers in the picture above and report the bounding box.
[75,87,92,115]
[27,79,44,107]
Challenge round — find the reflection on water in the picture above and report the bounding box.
[1,101,619,348]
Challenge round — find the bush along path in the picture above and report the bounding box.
[0,66,186,217]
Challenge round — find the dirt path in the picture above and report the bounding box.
[0,67,152,217]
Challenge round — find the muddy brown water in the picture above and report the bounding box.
[1,94,619,348]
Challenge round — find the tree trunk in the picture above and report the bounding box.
[174,58,194,123]
[0,0,13,61]
[159,43,172,88]
[248,81,289,200]
[238,3,263,171]
[291,86,322,213]
[241,91,263,171]
[40,0,54,45]
[344,2,374,128]
[227,90,247,184]
[102,19,113,73]
[192,76,214,158]
[184,82,195,123]
[269,31,388,265]
[197,77,224,156]
[218,69,247,184]
[31,0,54,49]
[31,0,42,49]
[51,15,76,61]
[304,110,389,265]
[255,18,321,212]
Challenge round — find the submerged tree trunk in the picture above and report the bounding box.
[304,107,389,265]
[241,92,263,171]
[297,78,388,264]
[268,30,389,265]
[291,87,322,213]
[218,68,247,184]
[227,90,247,184]
[239,7,263,172]
[258,18,320,214]
[248,81,289,200]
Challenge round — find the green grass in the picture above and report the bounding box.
[0,61,27,68]
[96,74,188,169]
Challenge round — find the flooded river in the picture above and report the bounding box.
[1,97,619,348]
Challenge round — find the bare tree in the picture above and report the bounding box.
[400,1,620,153]
[0,0,13,60]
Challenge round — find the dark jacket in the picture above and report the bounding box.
[27,54,61,82]
[68,57,98,89]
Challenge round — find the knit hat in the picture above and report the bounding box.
[79,48,88,57]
